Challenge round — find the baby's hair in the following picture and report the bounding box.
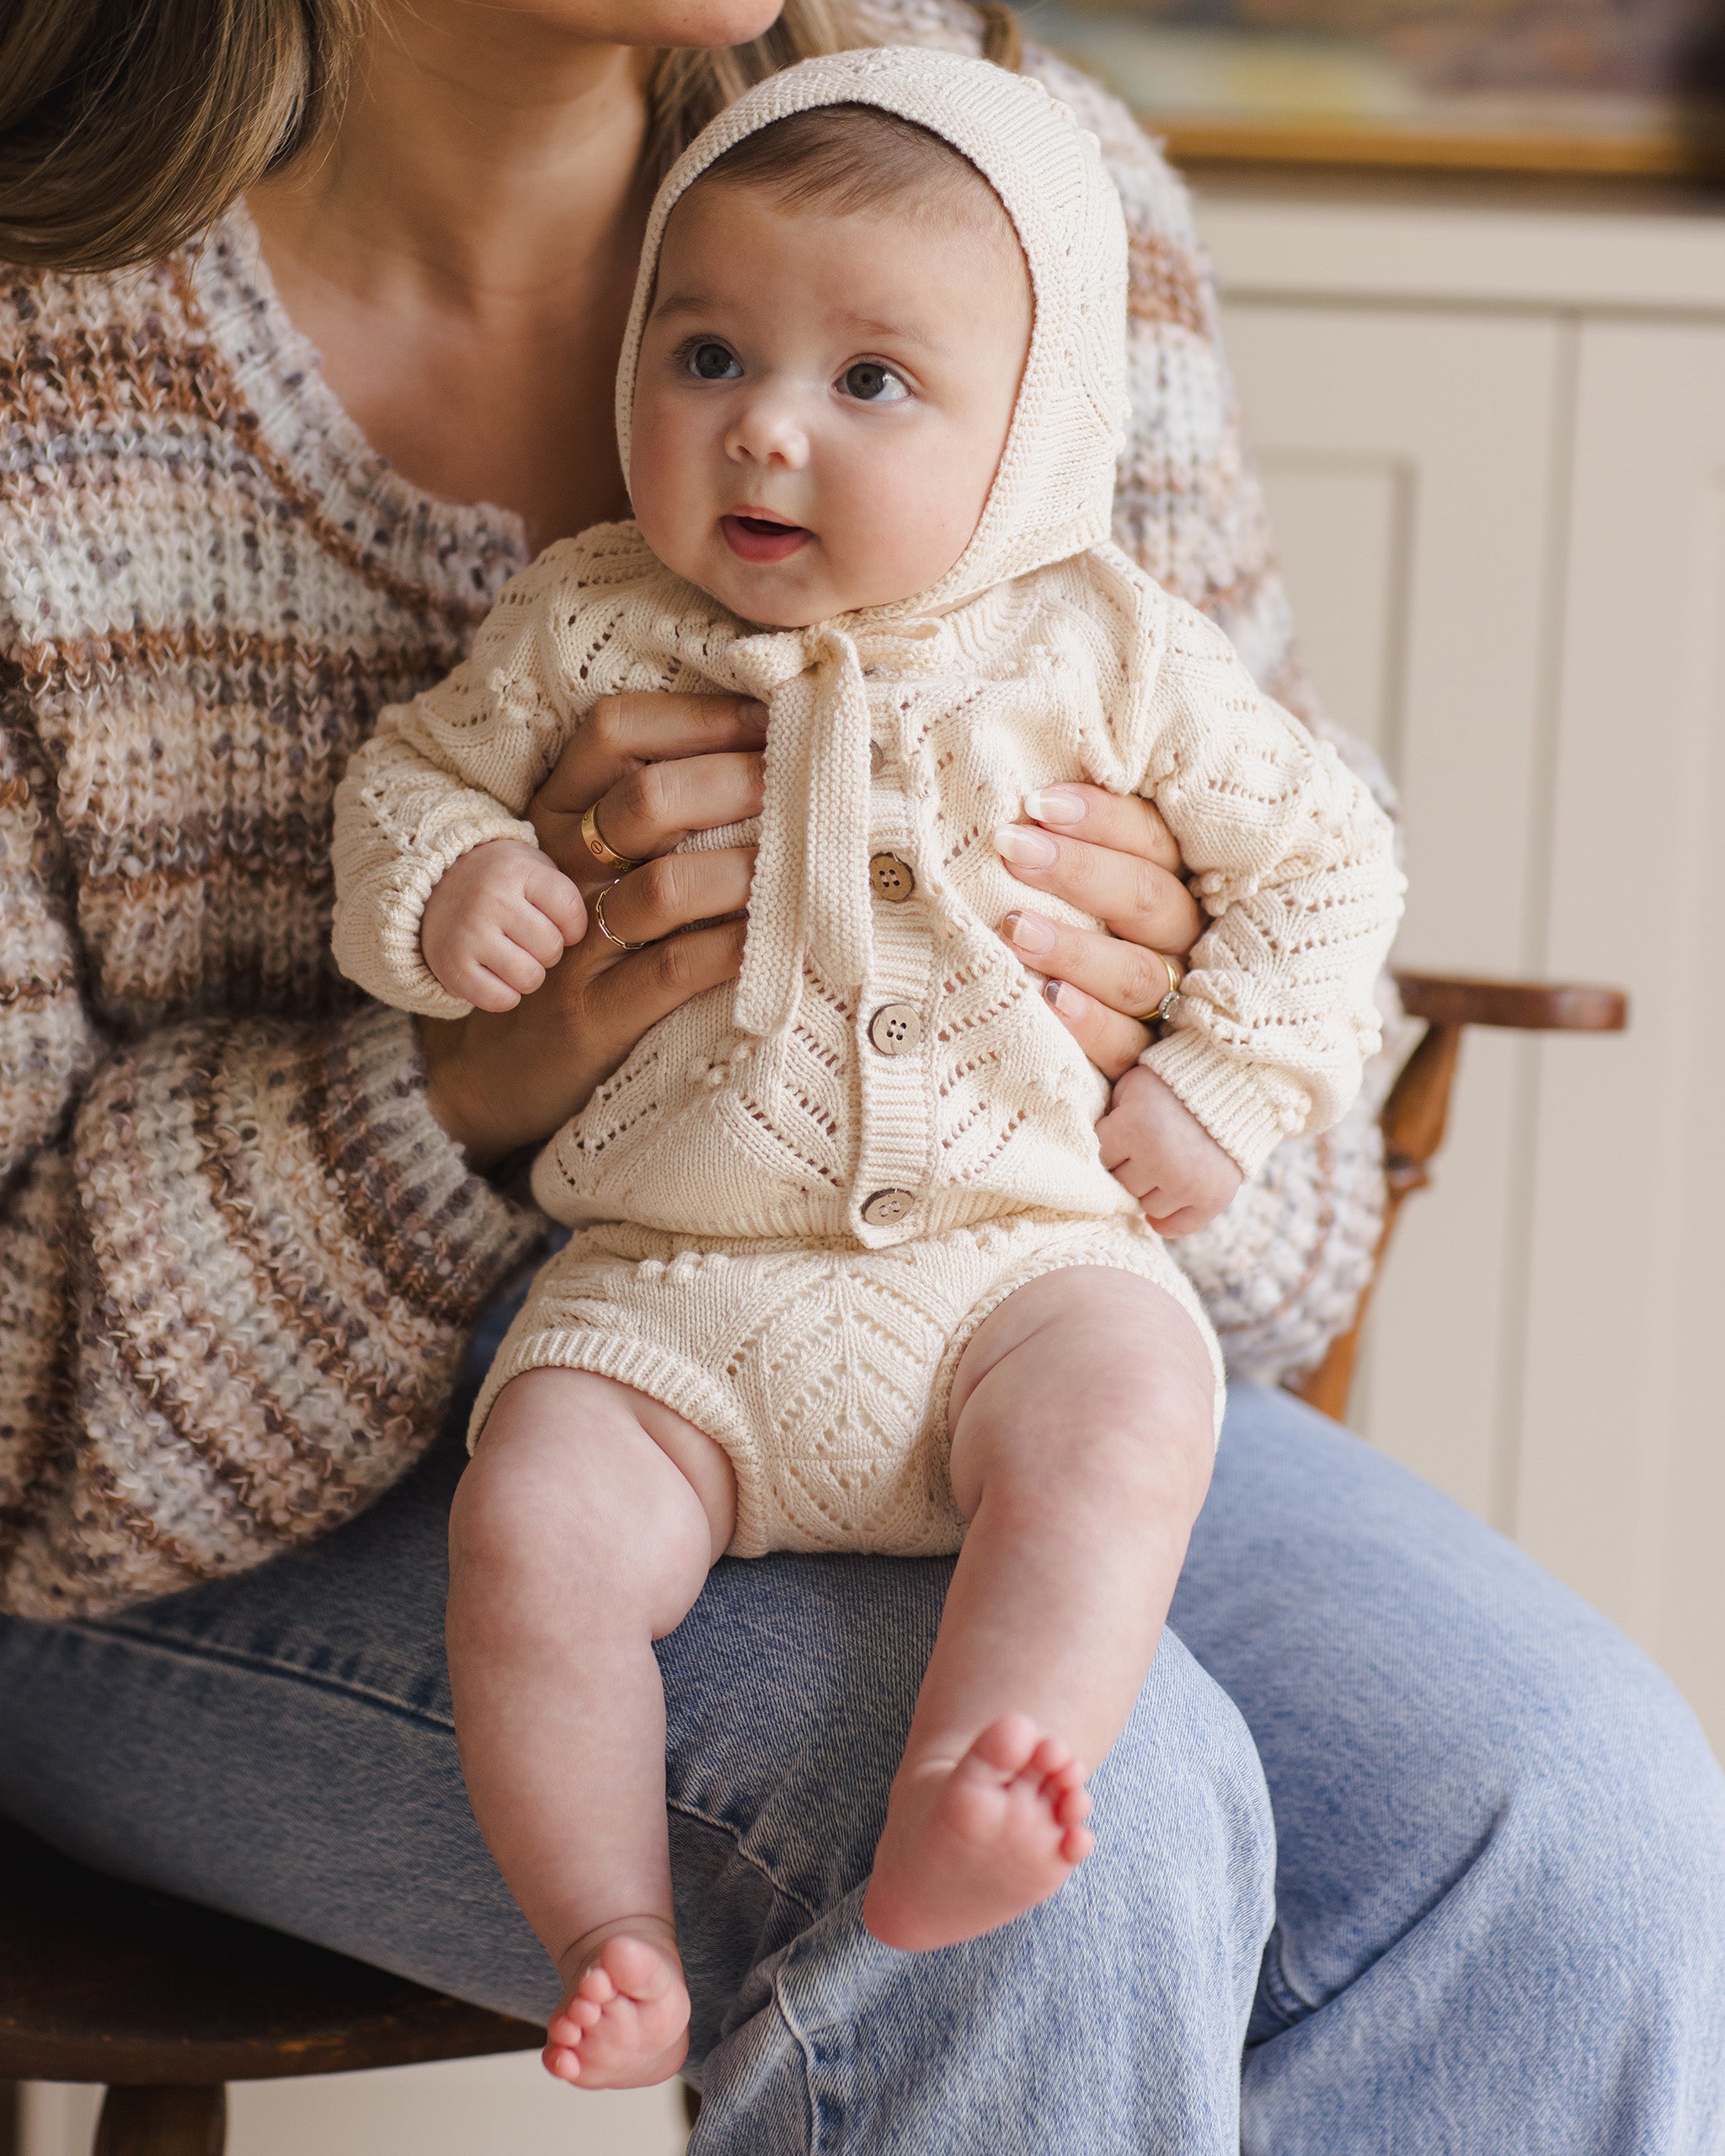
[692,104,1017,251]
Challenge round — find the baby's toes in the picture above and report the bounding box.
[1021,1734,1076,1791]
[1050,1774,1092,1828]
[575,1963,619,2006]
[966,1711,1043,1781]
[1059,1819,1097,1865]
[542,2041,581,2084]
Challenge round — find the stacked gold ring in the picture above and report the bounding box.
[1152,952,1183,1026]
[591,884,649,952]
[580,800,642,874]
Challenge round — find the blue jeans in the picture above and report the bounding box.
[3,1341,1722,2153]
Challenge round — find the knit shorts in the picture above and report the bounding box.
[468,1213,1225,1559]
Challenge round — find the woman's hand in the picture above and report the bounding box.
[421,692,766,1171]
[991,784,1203,1079]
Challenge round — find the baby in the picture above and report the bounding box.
[333,48,1401,2092]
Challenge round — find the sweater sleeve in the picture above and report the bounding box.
[1130,590,1404,1180]
[332,543,598,1020]
[0,670,542,1620]
[1005,28,1407,1380]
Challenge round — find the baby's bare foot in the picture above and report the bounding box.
[862,1712,1095,1951]
[542,1920,690,2089]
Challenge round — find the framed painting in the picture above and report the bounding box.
[1026,0,1725,175]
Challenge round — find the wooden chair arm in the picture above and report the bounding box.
[1394,970,1627,1033]
[1292,970,1627,1422]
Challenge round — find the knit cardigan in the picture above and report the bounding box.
[0,0,1392,1619]
[335,48,1401,1257]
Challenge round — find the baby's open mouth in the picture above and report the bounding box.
[722,511,811,565]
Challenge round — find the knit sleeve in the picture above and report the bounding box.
[0,664,107,1172]
[1005,32,1407,1379]
[0,677,541,1620]
[1128,591,1403,1180]
[331,542,597,1019]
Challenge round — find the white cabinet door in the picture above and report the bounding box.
[1218,302,1566,1522]
[1516,323,1725,1747]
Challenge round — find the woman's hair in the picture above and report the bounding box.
[0,0,896,273]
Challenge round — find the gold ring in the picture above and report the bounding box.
[591,883,648,952]
[580,800,641,874]
[1153,952,1183,1026]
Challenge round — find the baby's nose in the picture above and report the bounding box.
[726,394,811,468]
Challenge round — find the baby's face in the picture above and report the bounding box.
[630,180,1033,627]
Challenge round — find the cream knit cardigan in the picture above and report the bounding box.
[334,49,1402,1256]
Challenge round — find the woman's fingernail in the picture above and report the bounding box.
[1024,786,1086,827]
[1044,978,1076,1012]
[1003,910,1055,957]
[994,825,1057,869]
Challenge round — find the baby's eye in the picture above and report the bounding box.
[686,341,742,382]
[839,360,909,404]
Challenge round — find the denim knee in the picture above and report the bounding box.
[1381,1620,1725,2156]
[1498,1635,1725,2027]
[691,1627,1276,2156]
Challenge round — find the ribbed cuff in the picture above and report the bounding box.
[333,1001,544,1321]
[335,808,538,1021]
[1140,1026,1291,1181]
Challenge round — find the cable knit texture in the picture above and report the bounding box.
[333,49,1402,1553]
[0,0,1398,1611]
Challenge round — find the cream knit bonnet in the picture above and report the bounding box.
[611,47,1132,1043]
[615,45,1132,617]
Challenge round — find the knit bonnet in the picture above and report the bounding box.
[613,45,1132,619]
[610,47,1133,1040]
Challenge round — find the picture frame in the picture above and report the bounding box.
[1025,0,1725,176]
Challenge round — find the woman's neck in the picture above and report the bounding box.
[248,8,657,546]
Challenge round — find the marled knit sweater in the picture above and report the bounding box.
[0,0,1394,1620]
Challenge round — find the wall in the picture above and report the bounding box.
[1194,180,1725,1749]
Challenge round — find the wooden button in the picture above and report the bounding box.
[869,739,884,776]
[868,852,916,903]
[868,1003,922,1056]
[861,1188,916,1227]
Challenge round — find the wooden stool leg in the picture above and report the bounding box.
[93,2087,226,2156]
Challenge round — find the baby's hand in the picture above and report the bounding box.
[1097,1065,1242,1237]
[420,839,587,1013]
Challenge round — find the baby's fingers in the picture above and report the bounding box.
[1145,1198,1208,1239]
[462,966,528,1015]
[456,925,554,1007]
[429,938,534,1013]
[521,858,587,944]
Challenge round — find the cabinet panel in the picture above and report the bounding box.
[1219,303,1564,1521]
[1246,453,1413,771]
[1518,323,1725,1748]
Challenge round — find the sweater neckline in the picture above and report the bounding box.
[186,201,533,624]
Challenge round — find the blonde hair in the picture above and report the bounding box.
[0,0,899,273]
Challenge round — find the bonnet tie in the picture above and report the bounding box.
[734,623,874,1039]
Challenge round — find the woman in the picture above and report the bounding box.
[1,3,1721,2148]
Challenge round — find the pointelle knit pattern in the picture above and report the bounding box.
[332,49,1402,1555]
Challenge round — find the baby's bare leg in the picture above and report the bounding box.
[446,1368,734,2087]
[862,1267,1215,1952]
